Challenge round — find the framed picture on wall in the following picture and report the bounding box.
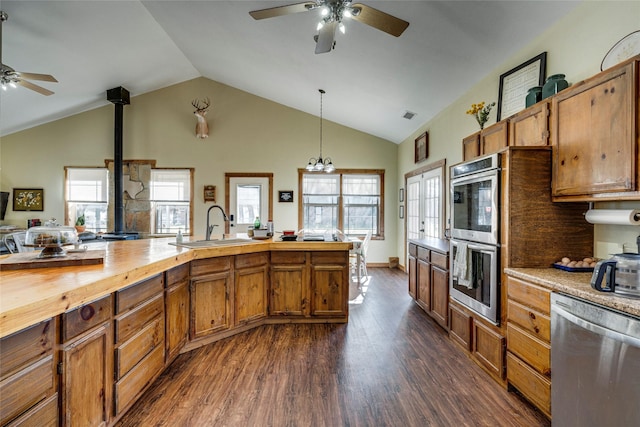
[497,52,547,120]
[414,132,428,163]
[13,188,44,211]
[279,190,294,203]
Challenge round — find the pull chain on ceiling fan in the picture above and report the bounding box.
[249,1,409,54]
[0,11,58,96]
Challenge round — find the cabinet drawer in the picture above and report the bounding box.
[417,246,429,262]
[191,256,232,277]
[115,293,164,343]
[0,319,54,379]
[235,252,269,269]
[116,273,164,314]
[408,244,417,258]
[506,276,550,314]
[0,355,54,426]
[62,295,113,342]
[166,263,189,287]
[508,299,550,342]
[431,251,448,270]
[507,323,550,376]
[115,315,164,380]
[114,343,164,415]
[5,392,58,427]
[507,352,551,417]
[311,251,348,264]
[270,251,306,264]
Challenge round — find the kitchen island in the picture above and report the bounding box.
[0,235,352,426]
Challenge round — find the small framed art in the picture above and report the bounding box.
[279,191,294,203]
[414,132,428,163]
[497,52,547,120]
[13,188,44,211]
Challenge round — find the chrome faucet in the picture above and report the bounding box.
[205,204,229,240]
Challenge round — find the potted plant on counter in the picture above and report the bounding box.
[75,214,86,233]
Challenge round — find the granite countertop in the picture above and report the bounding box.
[505,267,640,317]
[408,237,450,254]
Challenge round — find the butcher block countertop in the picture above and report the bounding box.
[0,235,352,338]
[505,267,640,317]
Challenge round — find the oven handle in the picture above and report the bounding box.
[451,240,497,253]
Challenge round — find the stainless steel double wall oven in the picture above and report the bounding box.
[450,153,501,325]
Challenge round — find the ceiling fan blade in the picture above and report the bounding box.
[17,71,58,82]
[315,21,337,54]
[351,3,409,37]
[16,79,54,96]
[250,2,317,20]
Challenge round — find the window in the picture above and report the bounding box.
[65,167,109,232]
[299,169,384,238]
[150,169,192,235]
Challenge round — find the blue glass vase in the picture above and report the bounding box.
[542,74,568,99]
[525,86,543,107]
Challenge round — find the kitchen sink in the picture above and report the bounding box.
[170,238,255,248]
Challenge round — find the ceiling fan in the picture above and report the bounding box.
[249,1,409,54]
[0,11,58,96]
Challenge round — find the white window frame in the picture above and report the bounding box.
[149,168,193,235]
[65,167,109,232]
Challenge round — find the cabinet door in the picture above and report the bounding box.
[430,265,449,329]
[473,320,505,381]
[311,265,347,317]
[190,271,231,338]
[508,101,550,147]
[61,322,112,427]
[416,258,431,311]
[166,280,189,361]
[270,264,308,316]
[462,132,480,161]
[480,121,508,155]
[408,256,417,299]
[449,302,472,351]
[552,61,636,197]
[235,264,268,325]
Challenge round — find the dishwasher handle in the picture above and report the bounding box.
[552,302,640,348]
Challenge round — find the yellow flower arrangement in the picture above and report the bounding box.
[466,101,496,130]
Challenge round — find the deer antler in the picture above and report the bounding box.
[192,97,210,112]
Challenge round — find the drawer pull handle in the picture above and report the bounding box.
[80,305,95,321]
[529,312,536,320]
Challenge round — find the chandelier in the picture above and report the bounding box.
[306,89,335,173]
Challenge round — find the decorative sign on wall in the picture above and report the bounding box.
[204,185,216,202]
[497,52,547,121]
[13,188,43,211]
[279,190,294,203]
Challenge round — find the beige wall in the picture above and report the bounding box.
[398,1,640,264]
[0,78,398,263]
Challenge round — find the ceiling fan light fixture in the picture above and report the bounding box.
[320,6,329,16]
[317,21,324,31]
[338,22,345,34]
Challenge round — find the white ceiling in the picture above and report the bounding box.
[0,1,579,143]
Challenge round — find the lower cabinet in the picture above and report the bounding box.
[448,299,506,384]
[235,253,269,325]
[310,251,349,318]
[0,318,57,427]
[165,264,190,362]
[505,274,552,418]
[60,296,113,427]
[408,242,450,330]
[270,252,308,316]
[190,257,233,338]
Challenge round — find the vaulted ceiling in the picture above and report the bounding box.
[0,1,579,142]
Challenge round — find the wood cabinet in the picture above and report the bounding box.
[113,274,165,417]
[408,241,450,329]
[270,251,309,316]
[165,264,190,362]
[0,319,57,427]
[506,274,551,418]
[449,300,505,383]
[60,296,113,427]
[190,257,233,338]
[552,58,640,200]
[235,253,269,325]
[310,251,349,318]
[508,101,550,147]
[480,121,509,156]
[462,132,480,161]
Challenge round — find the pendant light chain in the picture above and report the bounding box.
[319,89,324,159]
[305,88,335,172]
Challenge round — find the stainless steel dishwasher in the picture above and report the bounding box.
[551,293,640,426]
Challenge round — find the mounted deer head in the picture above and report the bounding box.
[192,98,210,139]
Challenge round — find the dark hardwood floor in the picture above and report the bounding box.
[117,268,550,427]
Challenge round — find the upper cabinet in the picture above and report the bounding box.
[460,55,640,201]
[552,58,639,201]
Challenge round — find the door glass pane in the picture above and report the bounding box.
[236,184,261,224]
